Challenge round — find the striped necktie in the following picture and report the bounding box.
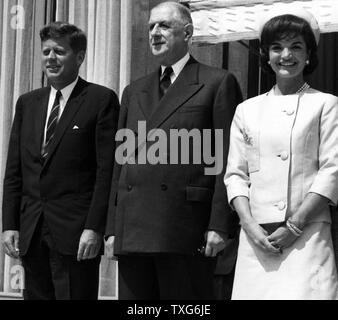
[42,90,62,158]
[159,66,173,99]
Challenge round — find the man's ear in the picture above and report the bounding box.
[77,50,86,66]
[184,23,194,41]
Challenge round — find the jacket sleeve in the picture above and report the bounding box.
[105,86,129,237]
[2,96,23,231]
[207,72,243,235]
[84,90,120,234]
[224,103,251,206]
[308,95,338,205]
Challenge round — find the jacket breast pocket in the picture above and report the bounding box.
[65,128,90,135]
[244,130,260,173]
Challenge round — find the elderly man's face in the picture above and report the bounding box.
[41,36,84,89]
[148,4,190,66]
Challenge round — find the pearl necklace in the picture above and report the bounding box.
[273,82,310,95]
[296,82,310,94]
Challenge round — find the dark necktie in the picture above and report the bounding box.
[42,90,62,158]
[159,66,173,98]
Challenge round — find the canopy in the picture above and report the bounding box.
[183,0,338,43]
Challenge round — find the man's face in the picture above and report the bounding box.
[41,37,84,89]
[148,5,190,65]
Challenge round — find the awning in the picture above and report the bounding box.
[183,0,338,43]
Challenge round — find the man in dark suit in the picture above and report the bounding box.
[105,1,242,299]
[2,22,119,300]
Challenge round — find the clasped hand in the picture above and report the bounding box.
[243,222,298,255]
[267,225,298,253]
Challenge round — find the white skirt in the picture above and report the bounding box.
[232,222,338,300]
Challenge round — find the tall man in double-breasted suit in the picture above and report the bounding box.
[105,1,242,299]
[2,22,120,300]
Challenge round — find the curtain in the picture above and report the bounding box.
[0,0,53,296]
[56,0,132,97]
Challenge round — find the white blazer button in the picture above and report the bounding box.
[286,109,295,116]
[276,201,286,210]
[280,151,289,161]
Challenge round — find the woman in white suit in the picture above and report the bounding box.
[224,7,338,300]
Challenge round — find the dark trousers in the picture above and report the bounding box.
[21,216,100,300]
[118,254,216,300]
[213,267,235,300]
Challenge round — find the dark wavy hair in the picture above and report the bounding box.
[260,14,318,75]
[40,21,87,53]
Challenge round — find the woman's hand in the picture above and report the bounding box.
[242,221,281,255]
[267,225,298,252]
[267,193,327,252]
[231,196,281,255]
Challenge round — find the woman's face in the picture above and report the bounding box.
[268,35,309,80]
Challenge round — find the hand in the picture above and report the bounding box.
[204,231,227,257]
[242,222,280,255]
[105,236,116,260]
[267,225,298,252]
[77,229,102,262]
[2,230,20,259]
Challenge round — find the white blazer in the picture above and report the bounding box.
[224,88,338,224]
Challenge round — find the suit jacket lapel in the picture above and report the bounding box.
[42,77,88,167]
[34,88,50,157]
[137,71,161,119]
[147,57,203,131]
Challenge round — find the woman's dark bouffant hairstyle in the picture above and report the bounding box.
[260,14,318,75]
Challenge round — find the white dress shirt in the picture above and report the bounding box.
[43,77,79,147]
[161,52,190,84]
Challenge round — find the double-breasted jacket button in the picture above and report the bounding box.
[161,184,168,191]
[127,185,133,192]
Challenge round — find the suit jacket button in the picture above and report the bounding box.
[161,184,168,191]
[275,201,286,211]
[127,185,133,191]
[282,108,294,116]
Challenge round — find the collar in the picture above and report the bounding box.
[161,52,190,79]
[50,76,79,105]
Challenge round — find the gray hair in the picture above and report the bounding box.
[152,1,193,25]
